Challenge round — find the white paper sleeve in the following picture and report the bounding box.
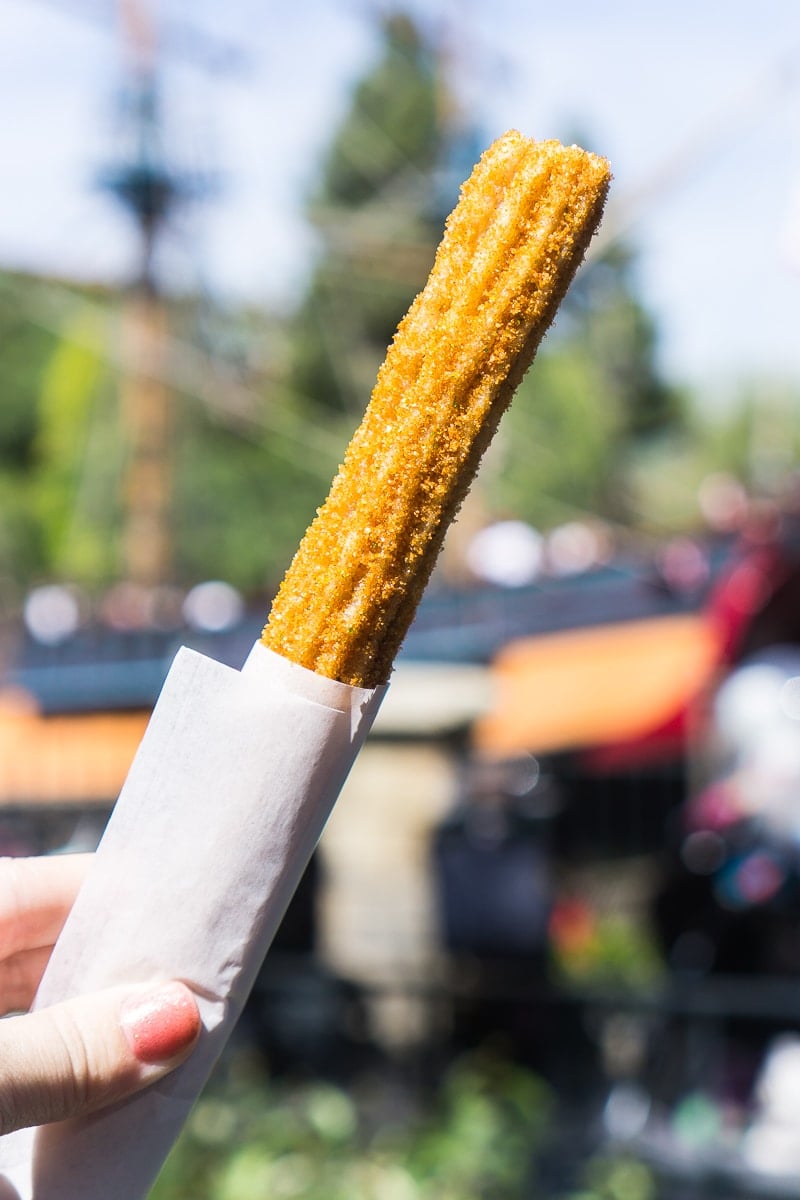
[0,641,386,1199]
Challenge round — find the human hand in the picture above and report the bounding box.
[0,855,200,1135]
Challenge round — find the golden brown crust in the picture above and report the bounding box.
[261,131,611,686]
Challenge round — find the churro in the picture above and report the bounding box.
[262,130,610,687]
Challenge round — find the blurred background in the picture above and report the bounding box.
[3,0,800,1196]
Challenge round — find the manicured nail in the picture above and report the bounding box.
[120,982,201,1065]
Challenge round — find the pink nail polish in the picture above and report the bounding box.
[120,982,201,1064]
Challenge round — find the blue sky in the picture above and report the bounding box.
[1,0,800,393]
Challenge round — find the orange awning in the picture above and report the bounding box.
[474,613,722,759]
[0,692,148,806]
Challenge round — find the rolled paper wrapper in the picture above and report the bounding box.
[0,641,385,1200]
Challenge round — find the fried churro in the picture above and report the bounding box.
[262,130,610,687]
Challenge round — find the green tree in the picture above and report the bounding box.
[318,13,440,209]
[285,12,681,539]
[0,8,688,604]
[170,400,338,594]
[0,276,61,591]
[33,312,122,584]
[485,237,685,531]
[0,277,55,469]
[565,240,683,440]
[286,11,464,419]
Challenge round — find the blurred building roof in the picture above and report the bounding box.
[0,698,148,807]
[474,613,722,761]
[4,527,793,806]
[4,558,704,718]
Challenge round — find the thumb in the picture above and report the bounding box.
[0,981,200,1135]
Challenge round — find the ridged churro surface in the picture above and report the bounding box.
[262,131,610,687]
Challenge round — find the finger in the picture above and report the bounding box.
[0,945,52,1015]
[0,855,92,961]
[0,981,200,1135]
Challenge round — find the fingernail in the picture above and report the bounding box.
[120,982,201,1065]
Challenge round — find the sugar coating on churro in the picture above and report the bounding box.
[262,131,611,687]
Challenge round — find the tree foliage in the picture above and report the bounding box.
[317,14,440,209]
[0,7,698,610]
[151,1051,551,1200]
[489,238,686,530]
[285,10,684,537]
[33,313,121,584]
[0,278,59,591]
[286,12,453,418]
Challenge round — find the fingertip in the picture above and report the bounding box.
[120,981,201,1066]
